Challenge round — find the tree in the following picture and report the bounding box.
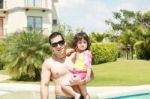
[58,23,75,48]
[0,39,6,70]
[139,11,150,29]
[2,31,51,80]
[105,9,143,59]
[90,32,104,43]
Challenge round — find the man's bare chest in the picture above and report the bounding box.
[50,60,74,78]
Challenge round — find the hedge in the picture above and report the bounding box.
[91,43,118,65]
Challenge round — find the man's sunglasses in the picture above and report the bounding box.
[51,39,65,47]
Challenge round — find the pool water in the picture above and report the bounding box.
[110,93,150,99]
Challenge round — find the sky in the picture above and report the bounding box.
[59,0,150,33]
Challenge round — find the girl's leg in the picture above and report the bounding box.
[62,82,80,99]
[78,85,90,99]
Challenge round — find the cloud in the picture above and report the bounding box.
[59,0,150,33]
[59,0,86,9]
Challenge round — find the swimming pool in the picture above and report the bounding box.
[110,92,150,99]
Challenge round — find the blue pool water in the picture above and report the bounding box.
[109,93,150,99]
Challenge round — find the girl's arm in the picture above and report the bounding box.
[66,48,76,63]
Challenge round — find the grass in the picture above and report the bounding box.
[88,59,150,86]
[0,59,150,99]
[1,59,150,86]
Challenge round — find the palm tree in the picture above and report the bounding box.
[0,38,6,70]
[2,31,51,80]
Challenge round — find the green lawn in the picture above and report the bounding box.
[88,59,150,86]
[1,59,150,86]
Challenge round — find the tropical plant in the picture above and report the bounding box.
[0,39,6,70]
[90,32,104,43]
[2,31,51,80]
[105,9,150,59]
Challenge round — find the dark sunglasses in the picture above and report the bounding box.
[51,39,65,47]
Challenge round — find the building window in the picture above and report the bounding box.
[27,16,42,31]
[0,0,3,9]
[52,19,57,26]
[27,0,42,7]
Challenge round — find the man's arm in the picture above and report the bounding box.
[40,60,51,99]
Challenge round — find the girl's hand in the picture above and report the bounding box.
[66,49,75,56]
[69,74,83,85]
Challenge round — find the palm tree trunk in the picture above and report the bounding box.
[126,48,128,60]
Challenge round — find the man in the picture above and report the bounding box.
[40,32,87,99]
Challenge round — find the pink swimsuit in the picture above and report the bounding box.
[73,50,92,79]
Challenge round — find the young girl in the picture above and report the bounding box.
[62,32,92,99]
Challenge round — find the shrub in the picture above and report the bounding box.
[0,39,6,70]
[134,41,145,59]
[2,31,52,80]
[134,41,150,60]
[91,43,118,65]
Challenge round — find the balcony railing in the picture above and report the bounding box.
[23,27,49,34]
[24,0,48,8]
[0,0,7,9]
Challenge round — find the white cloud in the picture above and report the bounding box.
[59,0,150,33]
[59,0,86,9]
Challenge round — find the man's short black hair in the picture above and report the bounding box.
[49,32,64,45]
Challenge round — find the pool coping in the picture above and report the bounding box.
[96,85,150,98]
[0,83,150,98]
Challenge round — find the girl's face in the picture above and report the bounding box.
[76,38,87,52]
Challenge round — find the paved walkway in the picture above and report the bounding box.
[0,83,150,98]
[0,74,150,98]
[0,74,11,82]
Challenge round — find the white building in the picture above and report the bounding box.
[0,0,59,36]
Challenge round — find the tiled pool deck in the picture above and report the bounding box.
[0,83,150,99]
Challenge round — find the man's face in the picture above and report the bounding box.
[50,35,66,57]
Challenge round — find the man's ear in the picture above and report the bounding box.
[65,42,67,46]
[49,46,52,50]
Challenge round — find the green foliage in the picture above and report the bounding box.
[91,43,118,65]
[140,11,150,29]
[134,41,150,60]
[57,23,75,48]
[105,10,150,60]
[2,31,51,80]
[64,32,74,48]
[134,41,145,59]
[89,60,150,86]
[0,39,6,70]
[90,32,104,43]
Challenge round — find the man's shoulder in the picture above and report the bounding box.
[44,57,53,63]
[42,57,53,67]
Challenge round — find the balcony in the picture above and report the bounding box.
[24,0,48,8]
[23,27,49,34]
[0,0,7,9]
[24,0,50,12]
[0,0,8,14]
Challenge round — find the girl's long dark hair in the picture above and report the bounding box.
[72,32,91,50]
